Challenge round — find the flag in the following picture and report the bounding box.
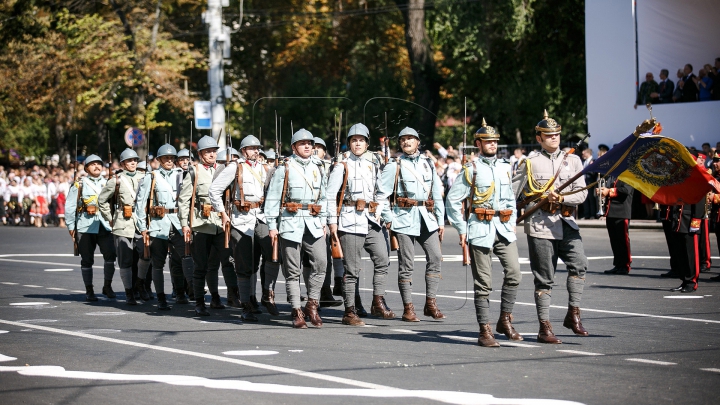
[583,129,720,205]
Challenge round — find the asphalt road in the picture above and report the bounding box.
[1,224,719,405]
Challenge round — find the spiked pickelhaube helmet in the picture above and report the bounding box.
[474,118,500,141]
[535,109,562,135]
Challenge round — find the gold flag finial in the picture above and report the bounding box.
[481,117,487,127]
[543,109,549,120]
[646,103,654,119]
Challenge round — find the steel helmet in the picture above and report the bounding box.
[265,150,276,160]
[291,129,314,145]
[240,135,261,149]
[398,127,419,140]
[216,149,227,162]
[84,154,103,166]
[474,118,501,141]
[313,137,327,149]
[347,123,370,140]
[137,161,148,171]
[157,144,177,158]
[259,149,267,158]
[197,135,219,151]
[176,148,192,159]
[119,148,140,162]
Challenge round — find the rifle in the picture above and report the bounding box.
[515,134,590,224]
[330,113,345,260]
[185,120,194,256]
[460,98,471,265]
[274,111,280,166]
[107,129,113,179]
[385,114,400,251]
[143,127,151,259]
[222,128,232,248]
[72,134,80,256]
[271,114,281,261]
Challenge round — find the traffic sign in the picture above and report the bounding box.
[194,101,212,129]
[124,127,145,147]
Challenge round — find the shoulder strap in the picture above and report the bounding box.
[336,162,349,216]
[148,173,156,209]
[236,162,245,204]
[392,159,401,204]
[189,164,198,228]
[279,162,290,207]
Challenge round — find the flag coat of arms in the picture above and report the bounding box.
[583,120,720,205]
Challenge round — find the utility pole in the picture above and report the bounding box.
[205,0,231,147]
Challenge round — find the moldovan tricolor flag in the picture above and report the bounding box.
[583,130,720,205]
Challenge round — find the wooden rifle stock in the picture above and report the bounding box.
[330,232,343,259]
[271,235,279,262]
[223,188,231,248]
[143,233,150,259]
[516,170,584,224]
[389,229,399,251]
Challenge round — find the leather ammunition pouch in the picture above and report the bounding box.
[150,206,165,218]
[474,207,496,221]
[355,199,367,212]
[201,204,214,218]
[283,202,321,216]
[233,198,264,213]
[397,197,434,209]
[122,205,133,219]
[498,209,513,223]
[84,205,97,216]
[541,202,575,217]
[368,201,379,213]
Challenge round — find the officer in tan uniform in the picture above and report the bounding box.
[513,110,589,344]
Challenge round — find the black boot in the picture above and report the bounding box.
[210,293,225,309]
[125,289,137,305]
[157,293,171,311]
[134,278,150,301]
[355,294,368,317]
[175,288,189,304]
[319,286,343,308]
[145,279,154,300]
[332,276,343,296]
[186,281,195,301]
[102,280,116,298]
[85,285,98,302]
[195,299,210,316]
[249,295,262,314]
[241,302,258,322]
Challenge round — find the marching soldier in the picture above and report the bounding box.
[65,154,117,301]
[266,129,328,328]
[176,149,192,170]
[599,176,633,275]
[135,144,187,310]
[379,127,446,322]
[512,110,589,344]
[174,149,194,300]
[133,160,153,300]
[327,123,394,326]
[98,148,143,305]
[446,120,523,347]
[178,136,237,315]
[209,135,280,321]
[709,152,720,282]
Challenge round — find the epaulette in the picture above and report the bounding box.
[527,151,541,159]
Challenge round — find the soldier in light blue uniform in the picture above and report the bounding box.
[65,154,117,302]
[266,129,328,329]
[379,127,446,322]
[446,119,523,347]
[135,144,186,311]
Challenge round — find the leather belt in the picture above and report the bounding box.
[283,202,321,216]
[473,207,513,222]
[541,202,575,217]
[397,197,434,209]
[233,200,264,210]
[344,198,378,213]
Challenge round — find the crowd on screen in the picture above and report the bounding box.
[635,58,720,108]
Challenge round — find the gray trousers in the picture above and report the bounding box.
[280,229,327,309]
[114,235,135,290]
[339,224,389,308]
[233,222,280,302]
[78,227,116,286]
[470,233,522,325]
[527,221,587,321]
[149,229,186,295]
[192,231,232,300]
[395,219,442,303]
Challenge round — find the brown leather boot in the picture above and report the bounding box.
[402,303,420,322]
[261,289,279,316]
[537,320,562,344]
[227,286,241,308]
[210,293,226,309]
[342,307,365,326]
[477,323,500,347]
[291,308,307,329]
[496,312,523,341]
[304,298,323,327]
[563,305,589,336]
[423,297,446,320]
[370,295,395,319]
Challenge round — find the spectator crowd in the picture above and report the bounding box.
[635,58,720,108]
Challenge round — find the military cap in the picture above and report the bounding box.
[291,129,315,145]
[313,137,327,149]
[713,151,720,162]
[265,150,277,160]
[347,123,370,140]
[535,109,562,135]
[474,118,500,141]
[157,144,177,158]
[176,149,192,159]
[398,127,419,140]
[119,148,140,162]
[197,135,219,151]
[84,154,103,166]
[137,161,148,171]
[240,135,261,149]
[216,149,227,162]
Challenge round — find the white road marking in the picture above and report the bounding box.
[0,364,585,405]
[454,291,473,294]
[625,358,676,366]
[44,269,73,272]
[440,335,475,342]
[390,329,420,334]
[362,325,377,328]
[1,282,19,285]
[663,296,703,299]
[288,350,303,353]
[0,355,17,362]
[521,271,532,274]
[23,285,42,288]
[86,312,126,316]
[557,350,604,356]
[0,258,103,269]
[16,319,57,324]
[79,329,122,334]
[10,302,49,306]
[46,288,68,291]
[223,350,279,356]
[0,330,9,334]
[700,368,720,373]
[71,290,85,293]
[359,288,720,325]
[499,342,540,348]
